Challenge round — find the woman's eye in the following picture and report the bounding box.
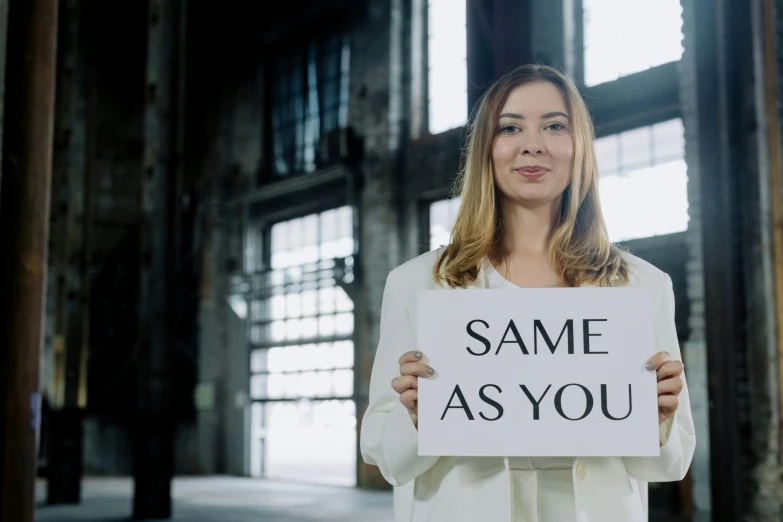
[500,125,518,134]
[547,123,566,131]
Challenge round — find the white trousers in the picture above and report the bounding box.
[509,458,577,522]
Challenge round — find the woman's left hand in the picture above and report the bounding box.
[646,351,684,425]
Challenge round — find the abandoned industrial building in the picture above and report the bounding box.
[2,0,783,521]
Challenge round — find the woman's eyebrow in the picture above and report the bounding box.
[498,111,570,120]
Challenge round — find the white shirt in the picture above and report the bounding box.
[485,263,578,522]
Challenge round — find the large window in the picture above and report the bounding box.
[428,0,467,134]
[427,120,687,247]
[247,206,356,485]
[269,33,350,177]
[597,118,688,242]
[583,0,683,86]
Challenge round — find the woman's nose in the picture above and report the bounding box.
[522,146,544,156]
[520,134,545,156]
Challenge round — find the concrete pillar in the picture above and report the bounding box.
[47,0,90,504]
[354,0,408,489]
[134,0,184,517]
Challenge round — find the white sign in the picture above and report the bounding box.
[416,288,660,457]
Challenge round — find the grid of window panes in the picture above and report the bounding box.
[270,34,350,177]
[429,198,462,250]
[247,206,356,485]
[583,0,683,86]
[596,118,688,242]
[428,0,467,134]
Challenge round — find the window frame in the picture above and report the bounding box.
[261,20,351,185]
[244,202,360,482]
[412,0,469,139]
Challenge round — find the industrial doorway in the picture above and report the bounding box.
[246,206,357,486]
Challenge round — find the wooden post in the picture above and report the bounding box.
[0,0,59,521]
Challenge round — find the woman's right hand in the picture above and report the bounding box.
[392,351,435,416]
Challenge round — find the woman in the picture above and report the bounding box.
[359,64,695,522]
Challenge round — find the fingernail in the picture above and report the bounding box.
[426,366,435,375]
[414,351,422,359]
[645,361,655,371]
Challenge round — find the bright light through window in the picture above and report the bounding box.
[583,0,683,86]
[429,197,462,250]
[248,206,357,486]
[428,0,467,134]
[597,119,689,242]
[429,121,687,247]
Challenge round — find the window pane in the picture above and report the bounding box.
[428,0,467,133]
[311,343,333,370]
[335,312,354,335]
[251,374,268,399]
[301,317,318,338]
[270,33,350,177]
[583,0,683,86]
[429,198,462,250]
[332,369,354,397]
[333,341,354,369]
[270,320,286,342]
[335,286,353,312]
[251,349,267,373]
[600,160,688,242]
[319,315,336,336]
[597,119,688,241]
[268,374,285,399]
[619,126,652,170]
[594,134,620,177]
[285,318,301,341]
[321,209,338,241]
[652,119,685,162]
[301,290,318,316]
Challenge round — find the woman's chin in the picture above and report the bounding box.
[503,190,562,209]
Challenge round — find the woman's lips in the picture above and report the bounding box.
[516,167,549,180]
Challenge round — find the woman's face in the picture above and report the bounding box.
[491,82,574,210]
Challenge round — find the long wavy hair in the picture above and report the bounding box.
[433,64,628,288]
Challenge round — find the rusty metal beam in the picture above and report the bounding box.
[0,0,59,521]
[693,0,754,519]
[761,0,783,482]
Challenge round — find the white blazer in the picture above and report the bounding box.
[360,248,696,522]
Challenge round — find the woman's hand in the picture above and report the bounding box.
[646,351,684,425]
[392,350,435,416]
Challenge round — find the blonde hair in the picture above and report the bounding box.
[434,64,628,288]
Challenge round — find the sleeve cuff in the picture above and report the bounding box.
[381,402,439,485]
[659,415,675,447]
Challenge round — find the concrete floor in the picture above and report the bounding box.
[33,476,703,522]
[35,476,395,522]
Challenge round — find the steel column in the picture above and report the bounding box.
[134,0,182,518]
